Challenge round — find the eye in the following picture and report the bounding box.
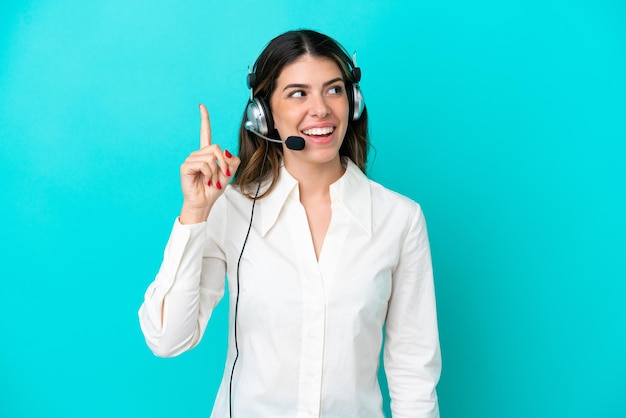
[288,90,306,98]
[327,85,343,95]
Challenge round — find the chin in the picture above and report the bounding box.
[303,148,343,165]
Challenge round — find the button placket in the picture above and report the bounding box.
[288,198,326,418]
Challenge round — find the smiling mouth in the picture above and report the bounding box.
[301,126,335,137]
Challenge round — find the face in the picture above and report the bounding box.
[269,54,350,169]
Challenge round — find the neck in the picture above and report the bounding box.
[284,156,345,198]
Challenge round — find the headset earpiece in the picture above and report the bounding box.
[246,97,274,136]
[349,52,364,121]
[348,82,364,121]
[246,66,274,136]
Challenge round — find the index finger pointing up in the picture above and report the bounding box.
[199,104,212,148]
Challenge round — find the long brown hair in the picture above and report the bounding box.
[232,30,369,198]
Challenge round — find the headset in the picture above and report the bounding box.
[244,52,365,140]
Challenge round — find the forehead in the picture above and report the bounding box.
[275,55,343,84]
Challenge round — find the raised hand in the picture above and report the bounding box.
[179,104,240,224]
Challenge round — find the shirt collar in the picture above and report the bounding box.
[258,158,372,237]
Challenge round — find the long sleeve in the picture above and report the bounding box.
[384,205,441,418]
[138,212,227,358]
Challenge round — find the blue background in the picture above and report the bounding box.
[1,0,625,417]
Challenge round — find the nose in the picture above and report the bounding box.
[308,94,330,118]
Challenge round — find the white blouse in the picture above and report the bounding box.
[139,159,441,418]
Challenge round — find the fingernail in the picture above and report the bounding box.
[216,181,222,190]
[225,150,232,158]
[207,180,212,187]
[225,168,231,177]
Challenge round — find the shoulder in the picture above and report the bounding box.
[223,183,249,205]
[368,177,423,220]
[366,180,430,255]
[206,185,252,224]
[341,159,425,230]
[205,185,255,243]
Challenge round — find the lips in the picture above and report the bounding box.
[301,126,335,136]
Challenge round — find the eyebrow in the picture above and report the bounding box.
[282,77,344,92]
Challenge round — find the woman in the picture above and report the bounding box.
[139,29,441,418]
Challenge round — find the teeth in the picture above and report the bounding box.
[302,127,334,136]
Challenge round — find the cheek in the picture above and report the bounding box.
[272,111,294,136]
[335,96,350,123]
[270,102,297,129]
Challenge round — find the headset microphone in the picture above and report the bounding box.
[244,122,306,151]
